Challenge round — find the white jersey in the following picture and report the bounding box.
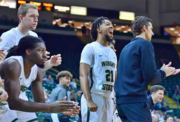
[0,27,38,54]
[0,56,38,122]
[4,56,38,100]
[80,42,117,98]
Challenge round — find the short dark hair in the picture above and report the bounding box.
[56,71,73,80]
[131,16,152,37]
[90,16,109,41]
[150,85,165,94]
[6,36,44,58]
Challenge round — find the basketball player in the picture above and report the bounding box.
[0,3,61,70]
[0,36,80,122]
[80,16,117,122]
[115,16,180,122]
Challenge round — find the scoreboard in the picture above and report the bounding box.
[16,0,87,16]
[17,0,54,12]
[29,1,41,10]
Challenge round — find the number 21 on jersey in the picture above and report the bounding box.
[102,70,114,91]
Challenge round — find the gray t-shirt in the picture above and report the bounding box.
[50,84,68,103]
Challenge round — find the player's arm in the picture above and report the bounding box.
[3,59,50,112]
[80,63,97,112]
[2,59,76,113]
[79,44,98,112]
[80,63,91,101]
[31,67,45,103]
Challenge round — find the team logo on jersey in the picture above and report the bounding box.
[21,85,28,92]
[102,84,113,91]
[0,102,7,106]
[101,61,115,68]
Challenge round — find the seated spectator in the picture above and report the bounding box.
[50,71,73,122]
[42,76,47,82]
[147,85,165,111]
[43,88,51,103]
[174,116,178,122]
[165,114,170,121]
[156,111,165,122]
[76,90,82,102]
[66,87,71,101]
[70,89,77,101]
[161,102,170,112]
[47,75,54,84]
[173,85,180,104]
[166,117,173,122]
[70,79,77,89]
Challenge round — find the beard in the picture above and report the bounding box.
[105,35,114,42]
[36,64,45,68]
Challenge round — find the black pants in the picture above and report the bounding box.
[116,102,152,122]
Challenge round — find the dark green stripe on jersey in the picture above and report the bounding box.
[90,68,94,90]
[87,108,90,122]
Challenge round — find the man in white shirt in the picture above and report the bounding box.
[0,3,61,70]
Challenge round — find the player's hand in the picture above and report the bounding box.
[0,50,6,63]
[87,100,98,112]
[46,51,50,59]
[50,54,62,66]
[0,87,8,102]
[63,104,80,116]
[49,96,80,114]
[160,62,176,77]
